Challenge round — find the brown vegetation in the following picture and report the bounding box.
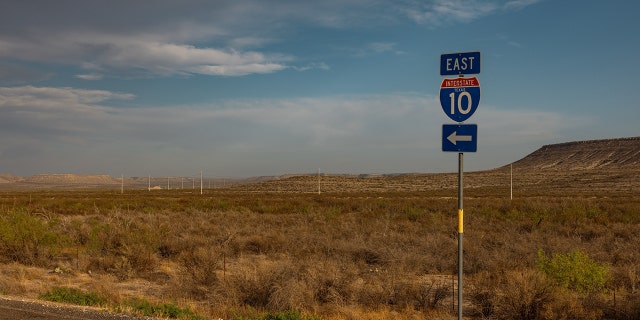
[0,137,638,319]
[0,184,638,319]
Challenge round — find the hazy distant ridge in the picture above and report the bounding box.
[24,174,120,185]
[1,137,639,190]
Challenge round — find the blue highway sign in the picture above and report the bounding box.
[442,124,477,152]
[440,51,481,76]
[439,77,480,122]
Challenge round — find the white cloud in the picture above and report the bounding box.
[504,0,543,11]
[228,37,278,49]
[0,86,134,143]
[403,0,540,25]
[508,41,524,48]
[76,73,104,80]
[0,33,291,78]
[0,1,544,79]
[404,0,496,25]
[0,86,133,111]
[349,42,403,58]
[190,63,288,76]
[0,1,387,79]
[292,62,330,72]
[475,106,585,144]
[0,86,574,150]
[0,85,577,175]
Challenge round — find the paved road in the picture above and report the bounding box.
[0,297,148,320]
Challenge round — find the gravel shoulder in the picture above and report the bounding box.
[0,296,148,320]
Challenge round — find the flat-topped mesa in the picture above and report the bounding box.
[511,137,640,170]
[24,174,120,184]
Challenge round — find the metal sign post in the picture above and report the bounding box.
[439,51,481,320]
[457,152,464,319]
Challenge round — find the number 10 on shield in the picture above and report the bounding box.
[439,77,481,123]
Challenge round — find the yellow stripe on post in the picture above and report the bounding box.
[458,209,464,233]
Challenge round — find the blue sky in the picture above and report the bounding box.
[1,0,638,177]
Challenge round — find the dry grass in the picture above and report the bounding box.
[0,182,638,319]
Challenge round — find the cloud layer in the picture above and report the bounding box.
[0,0,559,176]
[0,0,540,79]
[0,86,574,176]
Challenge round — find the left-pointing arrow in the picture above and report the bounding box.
[447,131,473,145]
[442,124,477,152]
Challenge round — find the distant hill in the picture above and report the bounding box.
[231,137,640,193]
[0,137,638,192]
[0,174,22,184]
[510,137,640,170]
[24,174,121,185]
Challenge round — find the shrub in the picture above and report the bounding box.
[178,245,220,294]
[261,310,320,320]
[472,269,553,320]
[0,210,62,265]
[225,260,305,311]
[125,298,205,319]
[232,309,321,320]
[537,249,609,293]
[40,287,106,306]
[2,189,640,319]
[85,214,161,279]
[467,268,604,319]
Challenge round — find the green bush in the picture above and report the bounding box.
[40,287,105,306]
[537,249,608,293]
[261,310,321,320]
[232,310,321,320]
[0,210,62,265]
[125,298,205,319]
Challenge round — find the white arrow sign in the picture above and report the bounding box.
[447,131,473,145]
[442,124,477,152]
